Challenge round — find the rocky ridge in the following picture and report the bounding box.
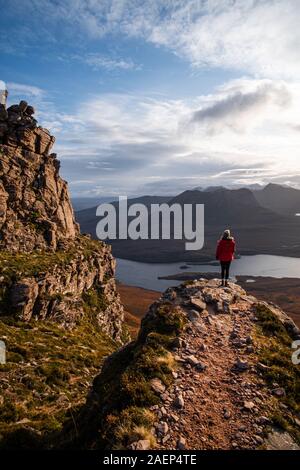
[65,279,300,450]
[0,97,124,340]
[0,99,78,252]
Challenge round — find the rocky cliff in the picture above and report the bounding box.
[0,99,78,252]
[64,279,300,450]
[0,98,124,340]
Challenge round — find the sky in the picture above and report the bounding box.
[0,0,300,197]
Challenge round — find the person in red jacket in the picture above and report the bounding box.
[216,229,236,287]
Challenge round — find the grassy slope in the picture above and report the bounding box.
[255,304,300,444]
[0,307,117,448]
[0,237,123,448]
[62,301,186,450]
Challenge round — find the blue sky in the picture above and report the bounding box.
[1,0,300,197]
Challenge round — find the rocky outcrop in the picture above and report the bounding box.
[0,236,124,340]
[0,100,79,252]
[0,97,124,342]
[66,279,300,450]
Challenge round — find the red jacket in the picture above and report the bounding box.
[216,238,235,262]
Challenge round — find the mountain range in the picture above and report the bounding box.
[75,184,300,262]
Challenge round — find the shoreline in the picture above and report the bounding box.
[114,249,300,264]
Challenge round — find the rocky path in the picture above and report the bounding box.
[149,280,299,450]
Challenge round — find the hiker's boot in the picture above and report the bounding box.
[220,279,225,287]
[225,280,229,287]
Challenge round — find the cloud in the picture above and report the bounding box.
[4,0,300,79]
[191,80,292,133]
[146,0,300,79]
[29,76,297,196]
[0,80,6,90]
[78,53,139,71]
[7,82,44,97]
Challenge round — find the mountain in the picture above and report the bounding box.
[76,195,172,238]
[169,187,280,226]
[0,98,126,446]
[76,186,300,262]
[59,279,300,450]
[253,183,300,216]
[193,185,226,192]
[72,196,118,212]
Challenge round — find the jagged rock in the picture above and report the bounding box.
[174,394,184,408]
[0,98,124,341]
[10,277,39,321]
[0,237,124,338]
[230,330,238,339]
[170,413,179,422]
[234,358,249,372]
[150,378,166,394]
[294,417,300,428]
[246,335,253,344]
[0,99,76,252]
[186,354,199,366]
[157,421,169,435]
[130,439,151,450]
[254,435,264,445]
[187,309,200,322]
[0,145,78,252]
[258,416,270,425]
[215,301,223,312]
[223,301,232,314]
[243,401,255,410]
[190,297,206,312]
[177,436,186,450]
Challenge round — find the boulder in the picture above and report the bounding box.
[187,309,200,322]
[174,393,184,408]
[190,297,206,312]
[130,439,151,450]
[10,277,39,321]
[234,358,249,372]
[34,127,55,155]
[243,401,255,410]
[150,378,166,394]
[157,421,169,435]
[177,436,186,450]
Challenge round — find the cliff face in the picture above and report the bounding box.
[0,100,79,252]
[0,99,124,341]
[67,279,300,451]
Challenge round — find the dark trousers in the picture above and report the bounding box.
[220,261,231,280]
